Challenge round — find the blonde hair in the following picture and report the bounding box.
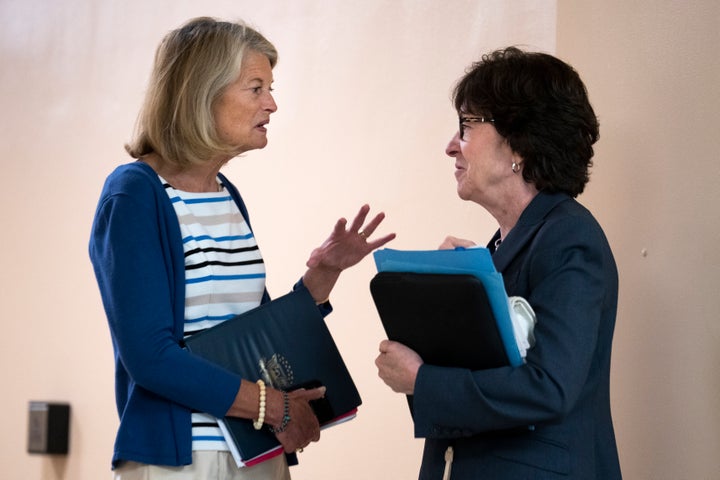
[125,17,278,166]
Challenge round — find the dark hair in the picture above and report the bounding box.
[452,47,599,197]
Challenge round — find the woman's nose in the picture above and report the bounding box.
[445,131,461,157]
[264,91,278,112]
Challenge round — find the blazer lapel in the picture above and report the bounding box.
[489,191,570,273]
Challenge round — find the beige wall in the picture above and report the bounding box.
[1,0,717,479]
[557,1,720,478]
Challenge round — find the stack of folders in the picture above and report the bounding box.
[370,247,523,369]
[370,247,523,416]
[184,287,361,467]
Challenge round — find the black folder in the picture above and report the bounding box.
[370,272,510,370]
[184,287,361,466]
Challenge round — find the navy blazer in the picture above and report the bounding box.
[412,191,622,479]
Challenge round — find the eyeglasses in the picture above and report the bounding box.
[459,115,495,140]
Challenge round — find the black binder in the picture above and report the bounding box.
[184,287,361,466]
[370,272,510,370]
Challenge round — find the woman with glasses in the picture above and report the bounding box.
[376,47,621,479]
[89,17,394,480]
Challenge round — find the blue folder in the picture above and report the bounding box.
[372,247,522,367]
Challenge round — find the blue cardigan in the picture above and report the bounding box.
[89,162,317,468]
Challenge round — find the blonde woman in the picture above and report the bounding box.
[90,17,394,480]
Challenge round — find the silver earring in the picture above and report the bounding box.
[511,162,520,173]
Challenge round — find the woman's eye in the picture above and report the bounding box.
[245,86,274,95]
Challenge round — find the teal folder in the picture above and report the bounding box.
[184,287,361,467]
[372,247,522,367]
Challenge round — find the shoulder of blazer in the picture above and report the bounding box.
[492,191,573,271]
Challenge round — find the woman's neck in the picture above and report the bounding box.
[488,183,539,241]
[141,153,226,192]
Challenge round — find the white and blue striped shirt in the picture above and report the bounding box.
[161,176,266,452]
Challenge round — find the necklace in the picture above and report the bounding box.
[494,237,502,250]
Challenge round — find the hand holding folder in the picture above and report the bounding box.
[371,271,510,370]
[184,287,361,467]
[371,247,524,368]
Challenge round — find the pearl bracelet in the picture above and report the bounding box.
[253,379,266,430]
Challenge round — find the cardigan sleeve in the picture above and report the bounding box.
[89,167,240,419]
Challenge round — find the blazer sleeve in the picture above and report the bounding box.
[412,212,616,438]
